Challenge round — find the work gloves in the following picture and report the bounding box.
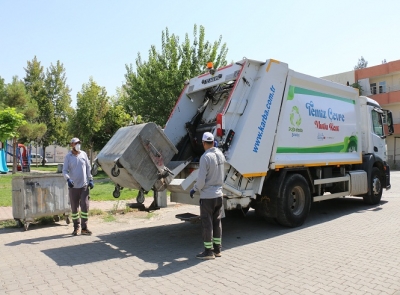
[67,179,74,188]
[189,189,195,198]
[89,180,94,190]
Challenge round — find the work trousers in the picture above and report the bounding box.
[69,186,90,230]
[200,197,222,250]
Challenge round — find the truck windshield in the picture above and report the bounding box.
[371,110,384,137]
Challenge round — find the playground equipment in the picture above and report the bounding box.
[0,142,9,174]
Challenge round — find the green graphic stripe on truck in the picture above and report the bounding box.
[287,86,355,104]
[277,136,358,153]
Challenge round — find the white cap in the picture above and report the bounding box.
[202,132,214,142]
[70,137,81,144]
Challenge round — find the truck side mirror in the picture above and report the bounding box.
[384,109,394,135]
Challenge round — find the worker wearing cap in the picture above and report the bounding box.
[62,138,94,236]
[190,132,226,259]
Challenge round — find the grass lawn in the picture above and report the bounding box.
[0,173,14,206]
[0,166,154,206]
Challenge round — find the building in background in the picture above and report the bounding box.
[6,144,69,163]
[322,59,400,168]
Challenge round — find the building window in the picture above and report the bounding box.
[370,83,377,94]
[379,81,386,93]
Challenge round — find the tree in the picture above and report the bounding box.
[0,107,26,174]
[92,104,133,152]
[124,24,229,126]
[71,77,109,162]
[3,76,47,171]
[24,56,53,164]
[90,87,134,151]
[5,76,46,142]
[351,81,363,95]
[45,60,73,146]
[24,57,72,165]
[0,108,26,142]
[0,76,6,107]
[354,56,368,70]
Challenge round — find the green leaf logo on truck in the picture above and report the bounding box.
[290,106,302,127]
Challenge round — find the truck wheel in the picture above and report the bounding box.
[276,174,311,227]
[362,167,383,205]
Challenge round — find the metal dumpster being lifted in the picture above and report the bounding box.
[12,174,71,230]
[95,123,178,198]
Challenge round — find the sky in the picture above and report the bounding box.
[1,0,399,107]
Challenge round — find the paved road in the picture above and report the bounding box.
[1,172,400,295]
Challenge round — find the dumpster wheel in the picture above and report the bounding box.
[65,216,71,224]
[136,190,145,204]
[111,166,120,177]
[113,185,121,198]
[16,219,23,228]
[24,222,30,231]
[91,163,99,176]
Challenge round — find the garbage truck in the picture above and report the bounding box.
[95,58,393,227]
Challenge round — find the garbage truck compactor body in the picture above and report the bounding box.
[96,58,393,227]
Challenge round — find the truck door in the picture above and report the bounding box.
[371,108,385,160]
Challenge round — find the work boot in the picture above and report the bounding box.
[81,228,92,235]
[72,228,79,236]
[196,248,215,260]
[213,244,222,257]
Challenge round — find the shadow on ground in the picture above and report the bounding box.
[5,197,388,277]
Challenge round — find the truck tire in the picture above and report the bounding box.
[362,167,383,205]
[276,174,311,227]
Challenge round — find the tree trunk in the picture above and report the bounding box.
[12,137,17,174]
[42,146,46,166]
[35,144,38,168]
[90,145,93,166]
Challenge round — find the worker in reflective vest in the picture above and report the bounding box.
[62,137,94,236]
[190,132,225,259]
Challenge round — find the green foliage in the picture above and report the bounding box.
[354,56,368,70]
[24,57,54,146]
[89,208,105,216]
[91,88,133,151]
[0,107,26,142]
[3,76,29,108]
[124,24,229,126]
[24,57,72,164]
[351,81,363,94]
[0,76,6,107]
[103,214,116,222]
[5,76,46,143]
[71,80,132,153]
[72,77,109,151]
[45,61,73,146]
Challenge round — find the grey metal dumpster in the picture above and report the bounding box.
[96,123,178,192]
[12,174,71,230]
